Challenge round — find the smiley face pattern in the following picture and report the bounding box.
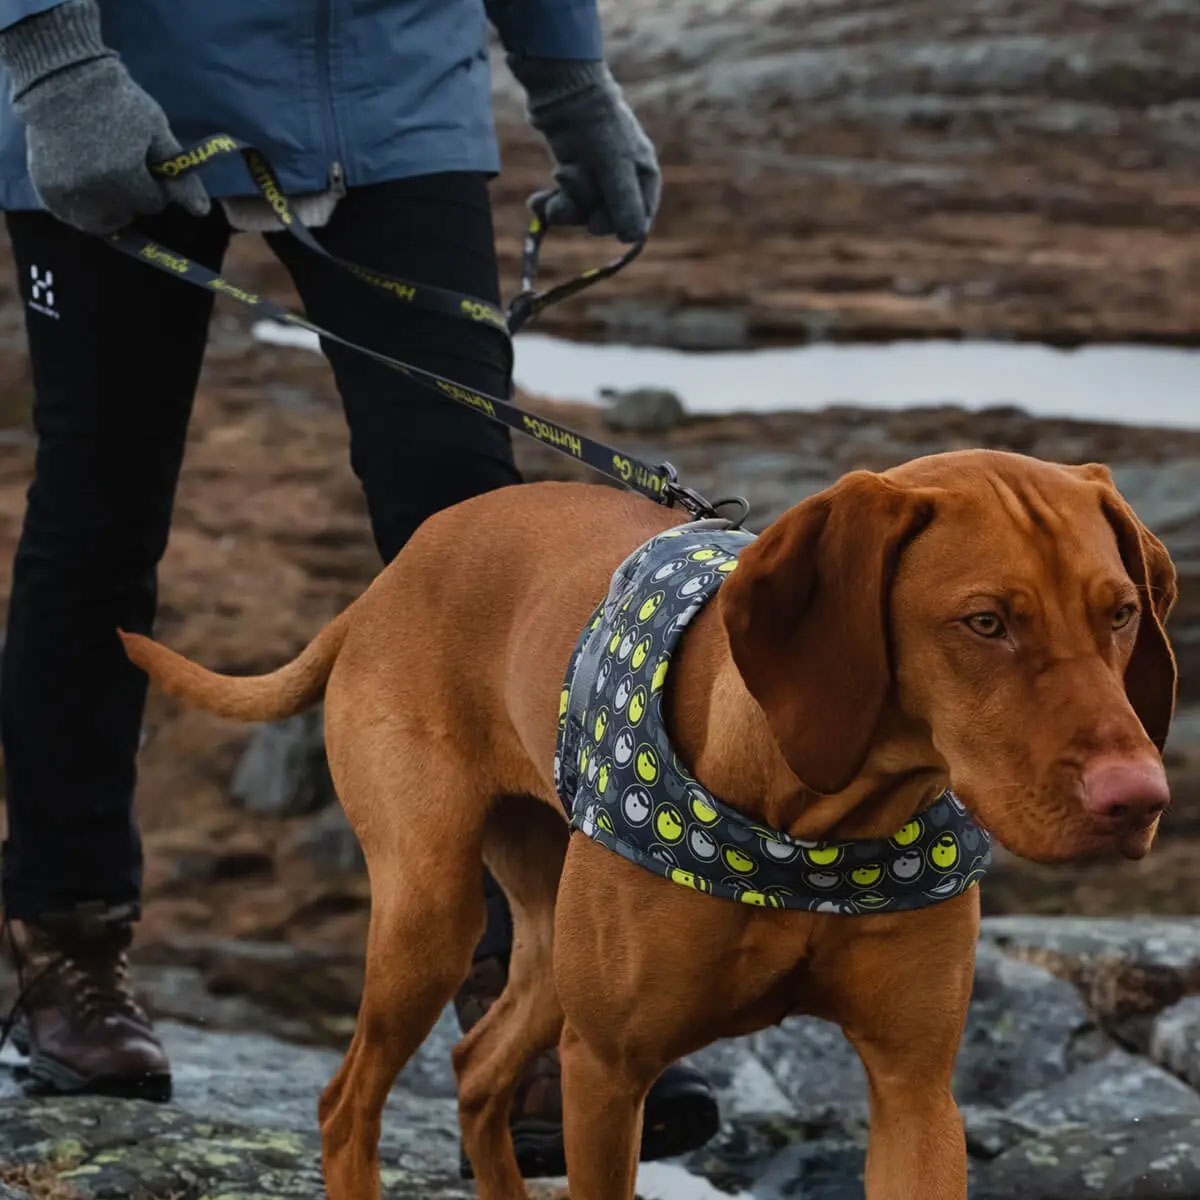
[554,525,993,916]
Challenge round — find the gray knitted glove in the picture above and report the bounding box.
[0,0,209,234]
[508,55,660,244]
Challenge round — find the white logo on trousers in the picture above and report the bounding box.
[29,265,58,319]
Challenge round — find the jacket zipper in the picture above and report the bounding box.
[314,0,345,191]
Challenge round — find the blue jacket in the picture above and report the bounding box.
[0,0,603,210]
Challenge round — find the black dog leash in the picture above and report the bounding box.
[104,134,742,521]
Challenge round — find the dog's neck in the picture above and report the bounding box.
[668,605,950,842]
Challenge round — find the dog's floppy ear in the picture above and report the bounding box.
[719,471,936,795]
[1073,463,1178,751]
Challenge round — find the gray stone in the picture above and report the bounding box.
[123,937,368,1048]
[688,1036,793,1119]
[1161,706,1200,835]
[589,301,749,350]
[661,307,750,351]
[981,916,1200,1022]
[1007,1049,1200,1129]
[748,1018,868,1131]
[168,1022,464,1169]
[0,1022,472,1197]
[680,1113,870,1200]
[976,1115,1200,1200]
[676,1113,812,1196]
[961,1104,1042,1160]
[7,920,1200,1198]
[0,1020,735,1199]
[1165,704,1200,762]
[231,707,336,816]
[600,386,689,433]
[1069,1023,1125,1066]
[158,842,274,890]
[0,1095,475,1200]
[1110,460,1200,534]
[137,963,313,1043]
[1152,994,1200,1089]
[747,1134,867,1200]
[287,803,365,873]
[267,382,320,411]
[689,1118,987,1200]
[397,1005,460,1101]
[954,941,1094,1108]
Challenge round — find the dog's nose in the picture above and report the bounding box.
[1081,756,1170,829]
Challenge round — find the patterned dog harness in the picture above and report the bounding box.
[554,524,992,915]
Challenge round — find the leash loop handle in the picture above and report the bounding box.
[506,190,646,335]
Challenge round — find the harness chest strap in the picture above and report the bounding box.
[554,526,993,916]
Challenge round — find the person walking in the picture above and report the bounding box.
[0,0,718,1176]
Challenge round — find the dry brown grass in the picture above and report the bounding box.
[0,1164,80,1200]
[0,1165,189,1200]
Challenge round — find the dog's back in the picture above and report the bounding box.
[123,480,684,802]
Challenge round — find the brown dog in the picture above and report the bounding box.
[121,449,1177,1200]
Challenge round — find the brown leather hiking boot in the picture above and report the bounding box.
[5,902,171,1101]
[454,955,720,1179]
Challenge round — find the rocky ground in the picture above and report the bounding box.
[5,920,1200,1198]
[0,335,1197,1195]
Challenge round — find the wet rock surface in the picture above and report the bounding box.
[3,920,1200,1197]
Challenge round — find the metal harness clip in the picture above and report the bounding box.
[660,462,751,529]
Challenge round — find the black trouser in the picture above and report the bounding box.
[1,173,516,955]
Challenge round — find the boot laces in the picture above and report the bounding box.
[0,914,146,1054]
[57,947,146,1024]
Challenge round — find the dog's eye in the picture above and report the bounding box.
[1112,602,1138,630]
[964,612,1006,639]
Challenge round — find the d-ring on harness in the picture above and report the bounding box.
[104,134,747,525]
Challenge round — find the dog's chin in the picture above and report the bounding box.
[1116,822,1159,862]
[985,818,1159,865]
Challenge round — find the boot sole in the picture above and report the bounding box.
[21,1050,172,1103]
[459,1079,720,1179]
[11,1019,171,1103]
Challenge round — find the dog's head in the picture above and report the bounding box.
[719,450,1177,863]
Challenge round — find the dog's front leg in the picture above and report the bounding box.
[559,1020,647,1200]
[859,1068,966,1200]
[826,896,979,1200]
[553,843,678,1200]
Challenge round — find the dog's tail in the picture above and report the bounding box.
[119,611,350,723]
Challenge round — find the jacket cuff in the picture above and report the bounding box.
[0,0,108,100]
[506,54,608,106]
